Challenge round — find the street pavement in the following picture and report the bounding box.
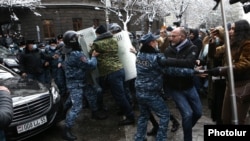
[74,93,215,141]
[26,93,250,141]
[124,94,215,141]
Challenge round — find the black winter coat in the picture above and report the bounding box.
[163,40,198,90]
[19,49,53,74]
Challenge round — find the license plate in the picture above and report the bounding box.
[17,116,47,134]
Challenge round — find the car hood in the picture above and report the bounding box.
[4,57,19,67]
[0,77,49,97]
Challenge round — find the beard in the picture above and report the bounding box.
[171,42,175,46]
[171,40,183,47]
[171,42,177,46]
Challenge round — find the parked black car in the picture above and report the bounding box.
[0,64,61,141]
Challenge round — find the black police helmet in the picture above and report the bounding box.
[109,23,122,33]
[63,30,79,47]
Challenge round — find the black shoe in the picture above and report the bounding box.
[92,110,108,120]
[62,127,77,141]
[171,122,180,132]
[118,118,135,126]
[147,127,158,136]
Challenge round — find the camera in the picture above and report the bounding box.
[243,4,250,13]
[173,21,181,27]
[229,0,250,13]
[229,0,249,4]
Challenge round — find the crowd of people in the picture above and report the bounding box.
[0,18,250,141]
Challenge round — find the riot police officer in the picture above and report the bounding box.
[134,33,170,141]
[61,30,106,141]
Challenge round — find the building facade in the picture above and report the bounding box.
[0,0,161,43]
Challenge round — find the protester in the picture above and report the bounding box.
[108,23,137,110]
[157,25,167,51]
[16,40,26,61]
[204,26,226,124]
[19,40,59,84]
[134,33,170,141]
[189,28,207,95]
[206,19,250,124]
[157,25,173,53]
[158,27,202,141]
[91,25,135,126]
[3,31,14,49]
[199,29,207,41]
[189,28,203,58]
[61,30,107,141]
[129,31,140,53]
[0,86,13,141]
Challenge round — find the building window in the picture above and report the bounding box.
[42,20,55,38]
[72,18,82,31]
[93,19,99,29]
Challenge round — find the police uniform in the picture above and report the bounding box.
[46,38,67,96]
[134,33,170,141]
[64,50,98,123]
[62,30,101,141]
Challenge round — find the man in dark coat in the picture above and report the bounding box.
[189,28,207,95]
[160,27,202,141]
[189,28,202,58]
[19,40,58,84]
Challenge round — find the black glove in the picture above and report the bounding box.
[204,67,221,76]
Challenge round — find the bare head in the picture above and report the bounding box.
[170,27,187,46]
